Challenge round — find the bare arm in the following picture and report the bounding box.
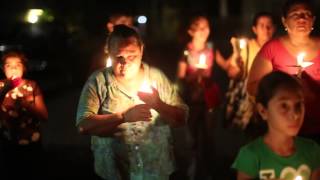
[76,72,152,137]
[153,99,186,127]
[215,49,243,79]
[77,113,124,136]
[215,50,229,71]
[138,87,186,128]
[20,83,48,121]
[177,61,187,79]
[24,93,48,121]
[78,104,152,136]
[247,55,273,96]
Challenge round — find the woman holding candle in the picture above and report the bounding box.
[233,71,320,180]
[247,0,320,142]
[177,16,230,84]
[0,50,48,179]
[224,12,276,129]
[77,25,188,180]
[230,12,276,77]
[176,15,227,180]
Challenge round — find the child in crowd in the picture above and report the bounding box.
[176,15,227,180]
[177,15,223,114]
[0,50,48,180]
[232,71,320,180]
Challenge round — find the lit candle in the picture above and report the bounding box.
[195,53,208,69]
[106,57,112,68]
[297,52,313,68]
[296,52,313,77]
[295,175,302,180]
[297,52,305,67]
[239,38,247,50]
[138,80,154,94]
[238,38,250,77]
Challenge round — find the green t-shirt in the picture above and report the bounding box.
[232,136,320,180]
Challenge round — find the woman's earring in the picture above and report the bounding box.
[311,27,314,31]
[285,27,288,31]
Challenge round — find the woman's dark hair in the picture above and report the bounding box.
[188,15,210,31]
[256,71,303,107]
[282,0,315,18]
[1,50,28,71]
[106,25,143,54]
[252,12,275,26]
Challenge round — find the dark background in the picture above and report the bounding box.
[0,0,319,179]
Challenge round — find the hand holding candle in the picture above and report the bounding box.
[122,104,152,123]
[195,53,208,69]
[230,37,247,66]
[296,52,313,78]
[138,80,154,94]
[10,76,23,88]
[138,80,160,109]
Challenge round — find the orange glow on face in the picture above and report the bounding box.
[4,57,24,79]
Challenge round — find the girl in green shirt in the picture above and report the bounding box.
[232,71,320,180]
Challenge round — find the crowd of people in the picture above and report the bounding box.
[1,0,320,180]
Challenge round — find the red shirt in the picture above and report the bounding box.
[259,39,320,82]
[183,42,214,79]
[259,39,320,134]
[258,38,320,134]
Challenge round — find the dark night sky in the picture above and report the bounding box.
[0,0,319,87]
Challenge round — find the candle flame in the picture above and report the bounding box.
[139,80,154,93]
[297,52,305,66]
[195,53,208,69]
[297,52,313,68]
[199,54,206,65]
[295,175,302,180]
[106,57,112,67]
[239,39,247,49]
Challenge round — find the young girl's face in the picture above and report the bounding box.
[188,18,210,43]
[3,57,24,79]
[259,87,305,137]
[252,16,275,42]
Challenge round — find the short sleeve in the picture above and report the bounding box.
[76,73,101,126]
[232,146,259,178]
[256,39,278,62]
[160,72,187,106]
[149,67,189,120]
